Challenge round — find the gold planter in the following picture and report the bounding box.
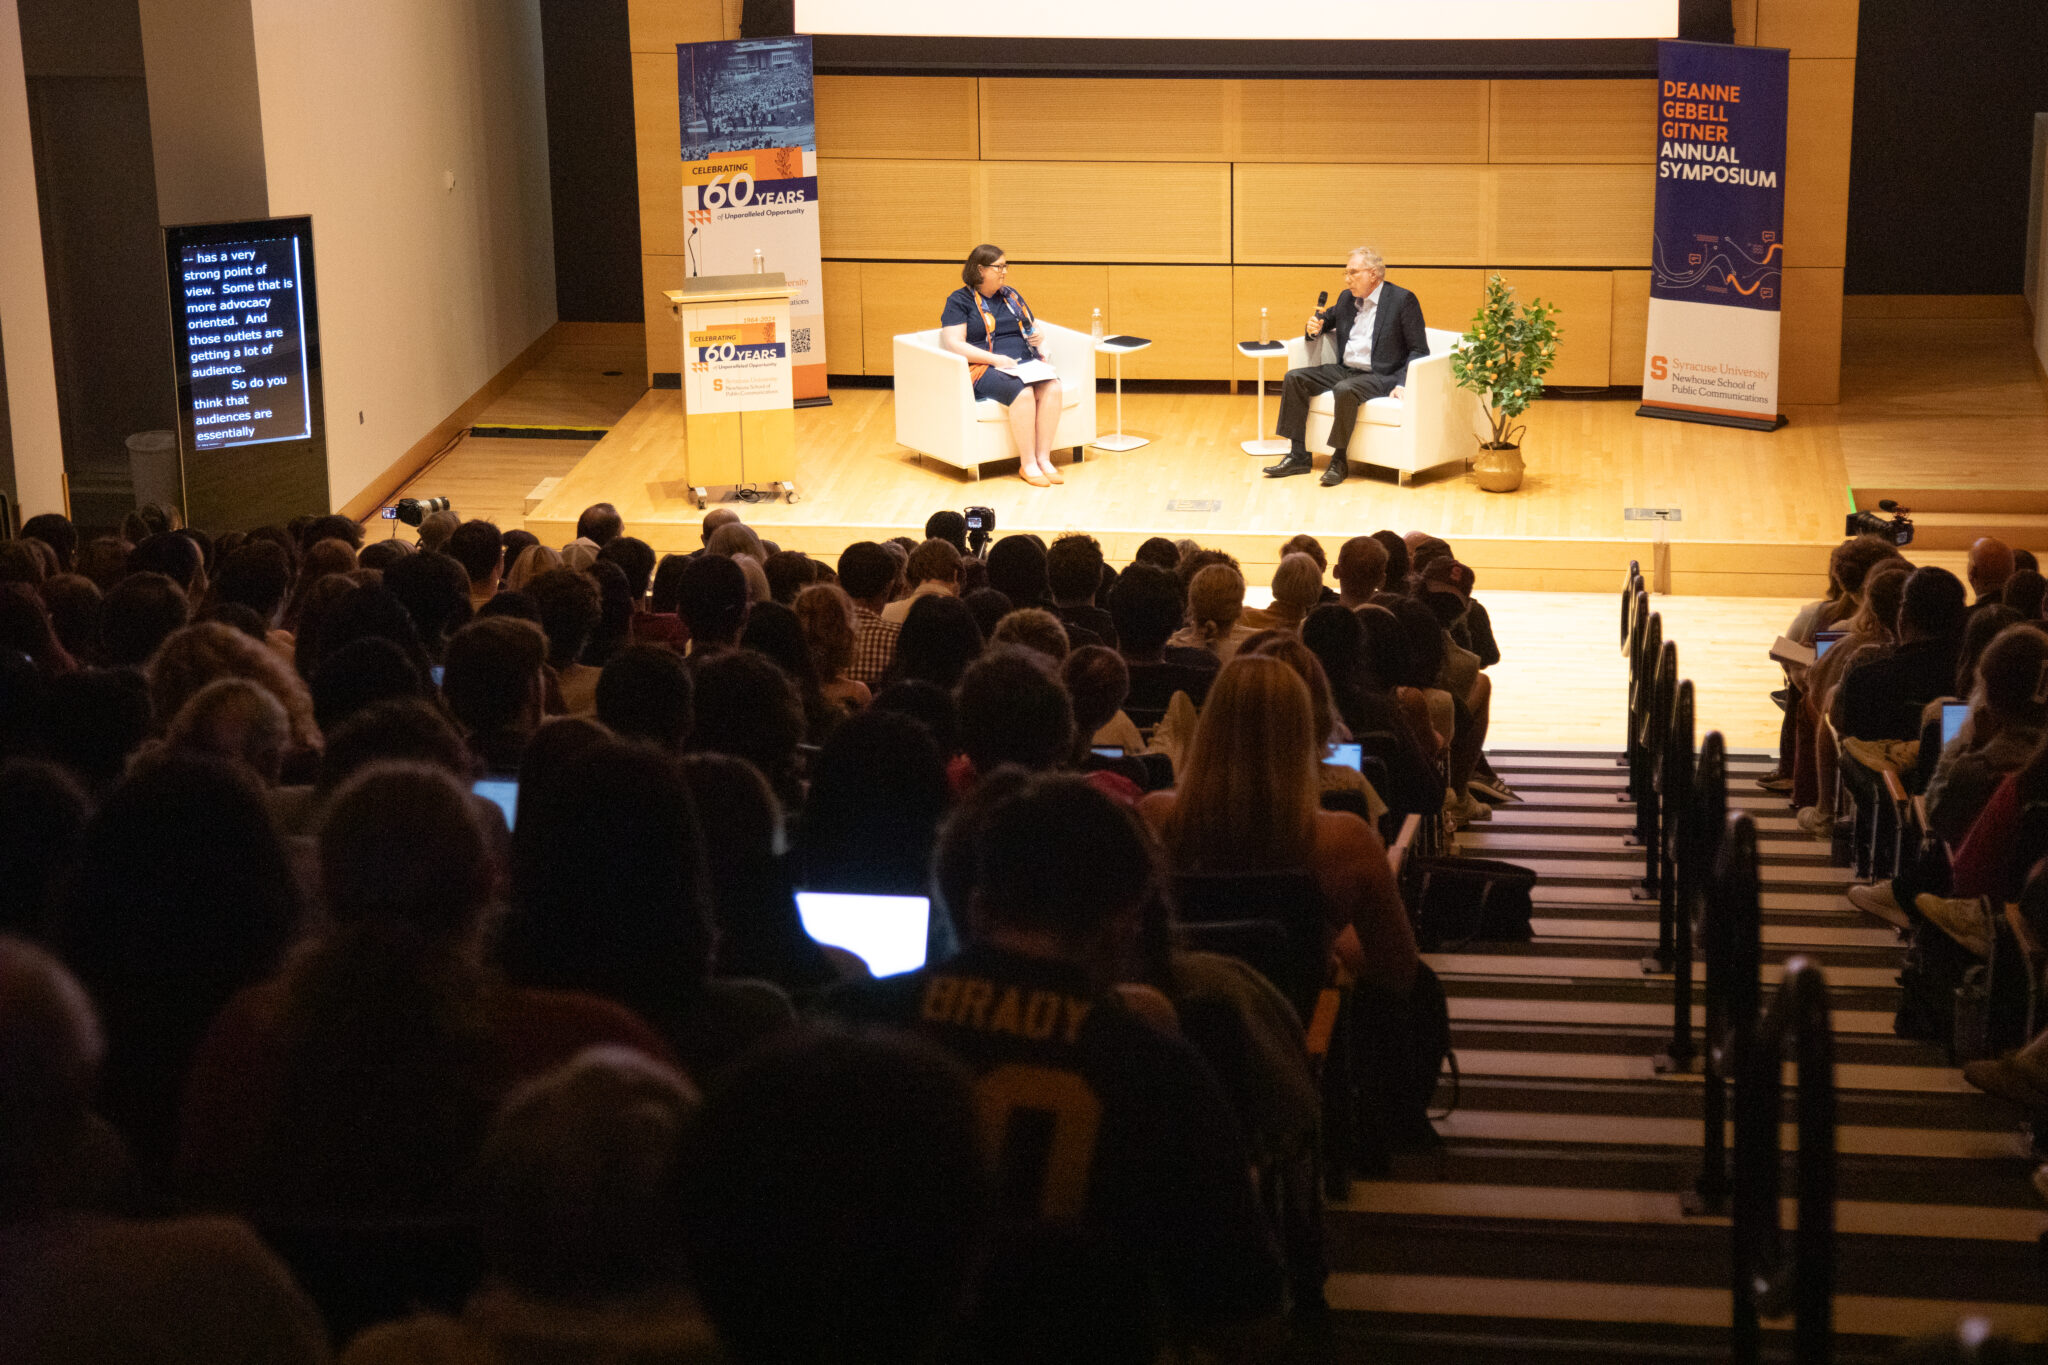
[1472,443,1525,493]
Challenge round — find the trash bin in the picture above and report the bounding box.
[125,430,181,513]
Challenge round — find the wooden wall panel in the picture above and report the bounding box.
[1492,270,1613,388]
[814,77,977,160]
[628,0,725,52]
[980,79,1237,162]
[1491,165,1654,266]
[1004,264,1110,377]
[632,53,685,259]
[641,254,688,379]
[818,159,980,260]
[1730,0,1759,46]
[821,261,862,375]
[986,162,1231,264]
[1235,164,1490,265]
[1108,266,1233,380]
[1780,266,1844,404]
[1784,59,1855,269]
[857,262,969,375]
[1489,80,1657,163]
[1756,0,1859,58]
[1609,269,1651,386]
[1235,80,1490,163]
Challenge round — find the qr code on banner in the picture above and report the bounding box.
[792,327,811,355]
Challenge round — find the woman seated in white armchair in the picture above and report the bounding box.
[939,243,1067,487]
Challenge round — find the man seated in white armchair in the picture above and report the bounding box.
[1265,246,1430,488]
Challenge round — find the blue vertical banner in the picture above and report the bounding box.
[678,36,827,403]
[1639,40,1789,430]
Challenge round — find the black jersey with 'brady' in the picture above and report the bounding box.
[824,943,1283,1324]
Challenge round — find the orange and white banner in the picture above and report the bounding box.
[677,36,826,402]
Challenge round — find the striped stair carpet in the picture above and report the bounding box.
[1313,748,2048,1362]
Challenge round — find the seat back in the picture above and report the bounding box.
[1172,870,1328,1021]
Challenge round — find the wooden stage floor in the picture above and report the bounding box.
[514,310,2048,597]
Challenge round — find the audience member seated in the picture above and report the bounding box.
[0,759,88,940]
[741,600,850,742]
[20,511,79,572]
[2004,567,2046,620]
[680,1029,990,1365]
[792,582,872,712]
[1047,533,1116,648]
[100,571,189,668]
[763,548,819,605]
[1761,534,1906,792]
[446,520,506,615]
[1110,562,1218,721]
[501,542,562,595]
[989,606,1071,662]
[1791,559,1911,834]
[599,535,659,613]
[0,938,330,1365]
[595,644,694,752]
[681,752,864,993]
[836,541,902,685]
[823,774,1286,1347]
[154,678,292,788]
[149,621,321,763]
[314,699,474,814]
[690,648,808,808]
[1850,623,2048,928]
[41,668,153,795]
[985,534,1055,612]
[504,739,793,1084]
[179,762,666,1218]
[1245,634,1387,822]
[1168,563,1256,663]
[885,593,985,690]
[524,568,604,716]
[1334,535,1389,609]
[382,551,473,663]
[1303,604,1440,818]
[1141,655,1418,995]
[795,707,951,903]
[1242,553,1323,634]
[676,553,749,654]
[0,582,73,674]
[704,520,766,565]
[1063,645,1148,772]
[339,1047,718,1365]
[571,502,624,558]
[1967,536,2016,613]
[441,616,548,775]
[38,573,102,665]
[881,537,963,624]
[57,754,304,1197]
[585,560,636,664]
[416,507,461,556]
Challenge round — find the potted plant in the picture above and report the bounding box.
[1450,274,1561,493]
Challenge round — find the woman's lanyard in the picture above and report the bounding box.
[967,287,1035,383]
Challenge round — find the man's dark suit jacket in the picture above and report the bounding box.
[1316,281,1431,385]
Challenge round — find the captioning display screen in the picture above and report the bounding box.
[795,0,1678,41]
[166,217,320,452]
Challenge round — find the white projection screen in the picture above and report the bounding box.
[795,0,1678,42]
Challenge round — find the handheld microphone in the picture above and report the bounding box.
[1314,290,1329,316]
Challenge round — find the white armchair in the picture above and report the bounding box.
[893,322,1098,478]
[1281,326,1481,485]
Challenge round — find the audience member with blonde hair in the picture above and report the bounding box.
[1245,634,1388,821]
[705,520,767,565]
[1140,655,1416,993]
[149,621,321,759]
[1168,563,1256,662]
[990,607,1071,662]
[502,543,563,595]
[158,678,292,786]
[1242,553,1324,634]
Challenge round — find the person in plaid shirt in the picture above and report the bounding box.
[838,541,903,686]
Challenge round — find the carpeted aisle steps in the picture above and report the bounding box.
[1313,747,2048,1362]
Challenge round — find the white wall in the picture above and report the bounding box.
[0,0,66,519]
[249,0,556,512]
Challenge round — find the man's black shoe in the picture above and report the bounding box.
[1263,450,1313,478]
[1319,453,1349,487]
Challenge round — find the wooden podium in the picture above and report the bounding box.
[666,273,796,507]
